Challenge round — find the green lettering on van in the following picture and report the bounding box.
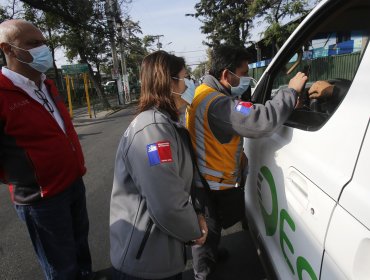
[258,166,318,280]
[297,256,318,280]
[258,166,278,236]
[280,209,296,274]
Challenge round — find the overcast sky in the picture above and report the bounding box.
[128,0,209,68]
[0,0,269,68]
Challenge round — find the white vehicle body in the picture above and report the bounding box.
[244,0,370,279]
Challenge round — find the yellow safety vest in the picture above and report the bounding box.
[186,84,243,190]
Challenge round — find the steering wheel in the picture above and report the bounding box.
[300,78,352,114]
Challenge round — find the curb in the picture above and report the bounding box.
[72,101,138,124]
[105,101,138,117]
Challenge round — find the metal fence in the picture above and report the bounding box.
[249,52,361,87]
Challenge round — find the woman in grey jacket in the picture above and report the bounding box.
[110,51,207,280]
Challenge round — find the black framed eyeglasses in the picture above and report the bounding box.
[34,89,54,114]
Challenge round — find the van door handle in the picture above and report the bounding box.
[287,169,309,209]
[289,177,308,197]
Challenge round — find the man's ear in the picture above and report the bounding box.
[220,69,228,81]
[0,43,13,56]
[220,69,229,83]
[219,69,231,88]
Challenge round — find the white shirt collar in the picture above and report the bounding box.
[1,67,46,90]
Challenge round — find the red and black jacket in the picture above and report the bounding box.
[0,72,86,204]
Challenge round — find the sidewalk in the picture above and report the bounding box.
[71,101,137,124]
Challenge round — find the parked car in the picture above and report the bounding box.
[244,0,370,279]
[103,80,117,95]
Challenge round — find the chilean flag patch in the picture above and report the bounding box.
[147,141,173,166]
[235,101,253,115]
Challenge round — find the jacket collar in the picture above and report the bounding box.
[202,74,231,96]
[0,71,56,96]
[1,67,46,90]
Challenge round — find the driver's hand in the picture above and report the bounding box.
[308,80,334,99]
[288,72,308,93]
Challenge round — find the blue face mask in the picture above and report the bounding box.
[11,44,53,73]
[182,78,196,104]
[172,78,196,104]
[228,70,251,97]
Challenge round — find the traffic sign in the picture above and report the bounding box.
[61,64,89,74]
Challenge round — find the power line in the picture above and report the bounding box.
[173,49,206,54]
[185,55,207,59]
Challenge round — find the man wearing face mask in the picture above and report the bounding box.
[186,45,307,279]
[0,20,92,279]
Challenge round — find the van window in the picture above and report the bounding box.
[267,4,369,131]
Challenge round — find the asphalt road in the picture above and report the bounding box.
[0,105,266,280]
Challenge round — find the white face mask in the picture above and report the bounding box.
[228,70,251,97]
[172,78,196,104]
[10,44,53,73]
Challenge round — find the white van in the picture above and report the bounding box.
[243,0,370,279]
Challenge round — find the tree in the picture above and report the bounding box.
[249,0,314,52]
[187,0,253,47]
[1,1,24,65]
[19,0,93,30]
[61,4,112,108]
[0,0,23,23]
[20,0,112,108]
[119,16,146,90]
[192,61,208,80]
[142,35,159,52]
[23,5,64,88]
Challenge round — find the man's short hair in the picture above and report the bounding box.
[209,45,250,80]
[0,21,22,44]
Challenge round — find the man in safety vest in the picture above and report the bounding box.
[186,44,307,279]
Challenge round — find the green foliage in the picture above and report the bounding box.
[20,0,94,29]
[190,0,316,53]
[19,0,112,108]
[0,7,8,23]
[249,0,311,49]
[188,0,253,47]
[0,1,24,23]
[120,16,146,77]
[23,5,62,55]
[192,61,208,80]
[191,48,211,80]
[142,35,157,49]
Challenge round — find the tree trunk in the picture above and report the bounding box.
[95,62,102,85]
[78,49,111,109]
[48,27,62,89]
[87,63,111,109]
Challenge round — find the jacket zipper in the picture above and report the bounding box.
[67,136,76,151]
[25,152,43,197]
[136,219,154,260]
[7,87,80,194]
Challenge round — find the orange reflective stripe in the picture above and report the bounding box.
[187,84,243,185]
[218,186,234,191]
[203,174,236,185]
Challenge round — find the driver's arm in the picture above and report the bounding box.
[208,72,307,138]
[308,80,334,99]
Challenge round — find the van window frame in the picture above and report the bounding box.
[252,0,369,131]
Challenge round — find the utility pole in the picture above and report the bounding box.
[105,0,124,104]
[153,35,164,50]
[116,17,131,104]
